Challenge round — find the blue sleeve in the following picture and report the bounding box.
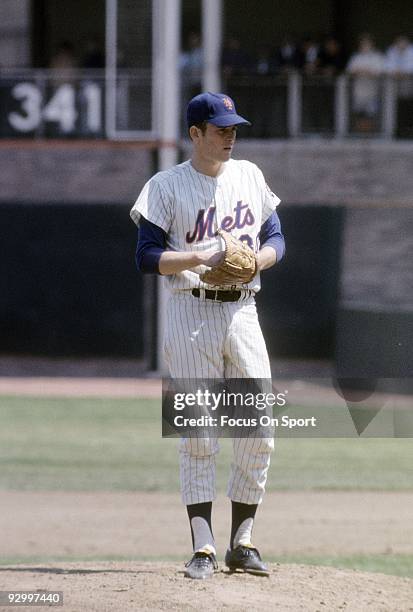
[258,211,285,263]
[135,217,167,274]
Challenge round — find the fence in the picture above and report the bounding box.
[224,73,413,139]
[0,69,412,139]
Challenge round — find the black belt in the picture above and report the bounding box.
[192,288,242,302]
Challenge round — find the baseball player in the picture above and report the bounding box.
[130,92,285,579]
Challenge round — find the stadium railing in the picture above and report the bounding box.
[1,69,412,140]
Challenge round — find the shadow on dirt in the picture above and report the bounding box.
[0,567,155,575]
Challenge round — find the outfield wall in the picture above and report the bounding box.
[0,201,342,360]
[2,140,413,207]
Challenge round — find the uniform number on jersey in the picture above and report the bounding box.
[238,234,254,250]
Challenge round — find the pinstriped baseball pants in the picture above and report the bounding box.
[164,291,274,506]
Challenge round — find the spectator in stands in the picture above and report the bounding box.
[346,34,385,131]
[385,35,413,136]
[50,41,77,70]
[180,31,203,132]
[221,36,250,77]
[385,35,413,96]
[248,44,279,137]
[180,31,203,85]
[250,44,275,76]
[318,35,347,76]
[274,36,300,73]
[297,35,319,75]
[385,35,413,75]
[49,40,78,86]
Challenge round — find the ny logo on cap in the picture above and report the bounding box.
[222,97,233,111]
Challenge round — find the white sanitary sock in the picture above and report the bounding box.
[191,516,216,555]
[232,517,254,548]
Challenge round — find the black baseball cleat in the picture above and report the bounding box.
[225,545,270,576]
[184,551,218,579]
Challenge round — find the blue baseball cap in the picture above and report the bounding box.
[187,92,251,128]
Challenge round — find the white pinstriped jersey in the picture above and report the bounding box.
[130,158,280,292]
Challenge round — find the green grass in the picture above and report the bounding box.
[0,396,412,492]
[0,553,411,578]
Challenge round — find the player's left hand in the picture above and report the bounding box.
[199,230,257,286]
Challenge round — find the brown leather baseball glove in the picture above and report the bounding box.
[199,229,257,286]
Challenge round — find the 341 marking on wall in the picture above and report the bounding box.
[8,82,102,134]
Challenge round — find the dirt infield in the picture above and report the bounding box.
[0,377,162,398]
[2,491,413,559]
[0,561,412,612]
[1,491,413,611]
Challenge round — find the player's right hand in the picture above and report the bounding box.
[197,249,225,268]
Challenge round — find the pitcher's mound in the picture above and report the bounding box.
[1,562,412,612]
